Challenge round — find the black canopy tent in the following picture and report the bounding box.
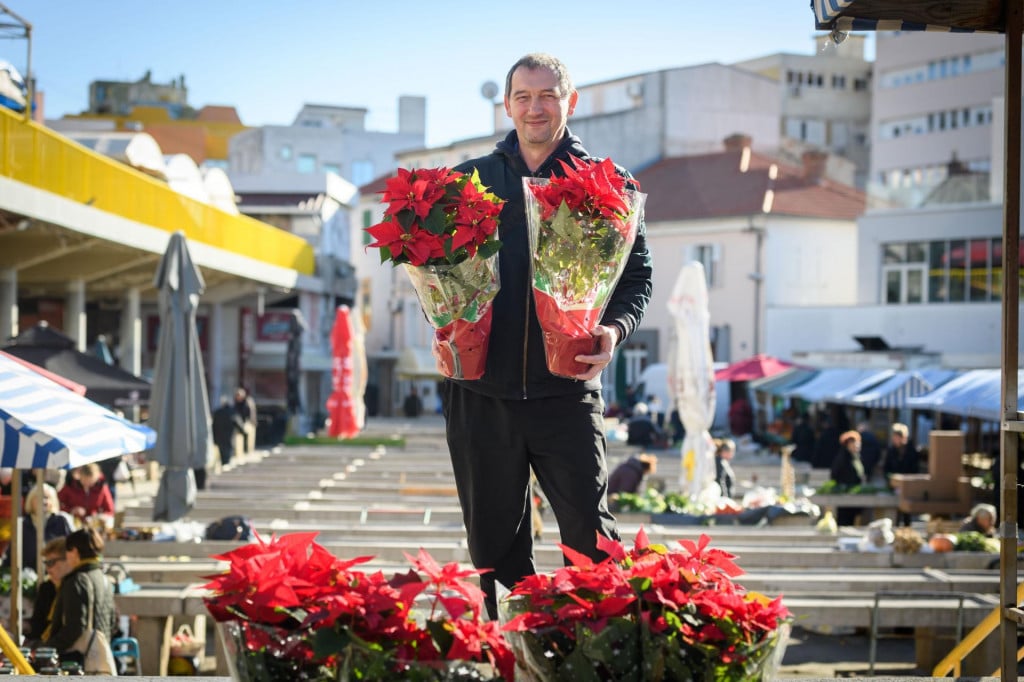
[812,0,1021,673]
[2,322,151,408]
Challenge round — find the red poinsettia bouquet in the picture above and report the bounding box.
[203,532,514,681]
[499,530,791,681]
[523,156,646,378]
[366,167,505,380]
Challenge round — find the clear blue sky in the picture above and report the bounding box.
[8,1,869,148]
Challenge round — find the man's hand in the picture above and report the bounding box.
[573,324,620,381]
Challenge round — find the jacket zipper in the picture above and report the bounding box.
[521,167,547,399]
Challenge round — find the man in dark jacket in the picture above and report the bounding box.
[442,53,652,618]
[212,396,244,466]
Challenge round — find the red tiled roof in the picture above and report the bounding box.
[359,173,393,195]
[196,106,242,124]
[634,149,865,222]
[145,125,207,164]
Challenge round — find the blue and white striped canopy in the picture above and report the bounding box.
[812,0,1005,34]
[847,368,959,408]
[782,367,892,403]
[0,353,156,469]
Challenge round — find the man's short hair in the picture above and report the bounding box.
[505,53,574,100]
[891,423,909,438]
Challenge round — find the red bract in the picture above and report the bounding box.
[501,528,792,677]
[366,166,504,267]
[528,157,636,238]
[202,533,513,679]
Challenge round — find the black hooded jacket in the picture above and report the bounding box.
[451,129,652,400]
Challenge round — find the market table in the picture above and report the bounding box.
[810,492,900,524]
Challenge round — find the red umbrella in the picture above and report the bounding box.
[714,354,793,383]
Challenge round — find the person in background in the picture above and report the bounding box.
[959,503,997,537]
[626,402,667,448]
[857,421,883,482]
[403,386,424,418]
[727,396,753,436]
[811,414,841,470]
[790,412,816,463]
[212,395,245,467]
[882,422,920,526]
[667,408,685,446]
[714,438,737,499]
[831,430,866,526]
[43,528,117,666]
[58,463,115,527]
[646,394,664,429]
[234,386,257,455]
[440,53,652,619]
[2,483,73,571]
[607,454,658,496]
[25,537,72,648]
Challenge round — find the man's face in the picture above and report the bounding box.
[43,554,71,583]
[892,432,906,447]
[504,66,577,149]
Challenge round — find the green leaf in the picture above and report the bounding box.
[476,240,502,259]
[422,205,449,235]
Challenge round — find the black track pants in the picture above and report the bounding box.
[441,382,619,618]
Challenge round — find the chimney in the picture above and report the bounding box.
[801,149,828,183]
[723,133,752,152]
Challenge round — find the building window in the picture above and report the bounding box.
[362,209,373,246]
[279,145,292,161]
[296,154,316,174]
[352,160,375,187]
[885,238,1015,305]
[687,244,721,287]
[323,163,341,176]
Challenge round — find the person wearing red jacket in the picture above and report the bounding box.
[58,463,115,524]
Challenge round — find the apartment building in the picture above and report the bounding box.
[766,31,1015,370]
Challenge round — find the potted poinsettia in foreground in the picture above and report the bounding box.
[499,529,792,681]
[202,532,514,681]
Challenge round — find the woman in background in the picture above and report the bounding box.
[714,438,737,499]
[831,430,866,526]
[43,528,117,667]
[2,483,73,571]
[58,463,115,526]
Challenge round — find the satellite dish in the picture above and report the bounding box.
[480,81,499,101]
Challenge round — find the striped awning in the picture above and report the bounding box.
[812,0,1007,34]
[847,368,959,408]
[0,353,156,469]
[904,369,998,417]
[749,367,819,396]
[782,367,893,403]
[906,368,1024,422]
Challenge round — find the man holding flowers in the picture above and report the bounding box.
[442,52,652,618]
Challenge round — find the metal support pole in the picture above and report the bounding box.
[1000,0,1023,676]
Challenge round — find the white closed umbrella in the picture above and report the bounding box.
[666,262,716,498]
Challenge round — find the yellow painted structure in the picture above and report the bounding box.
[0,107,314,275]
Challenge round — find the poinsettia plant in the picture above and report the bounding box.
[203,532,514,681]
[499,529,791,681]
[366,167,504,267]
[523,156,646,377]
[365,166,505,381]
